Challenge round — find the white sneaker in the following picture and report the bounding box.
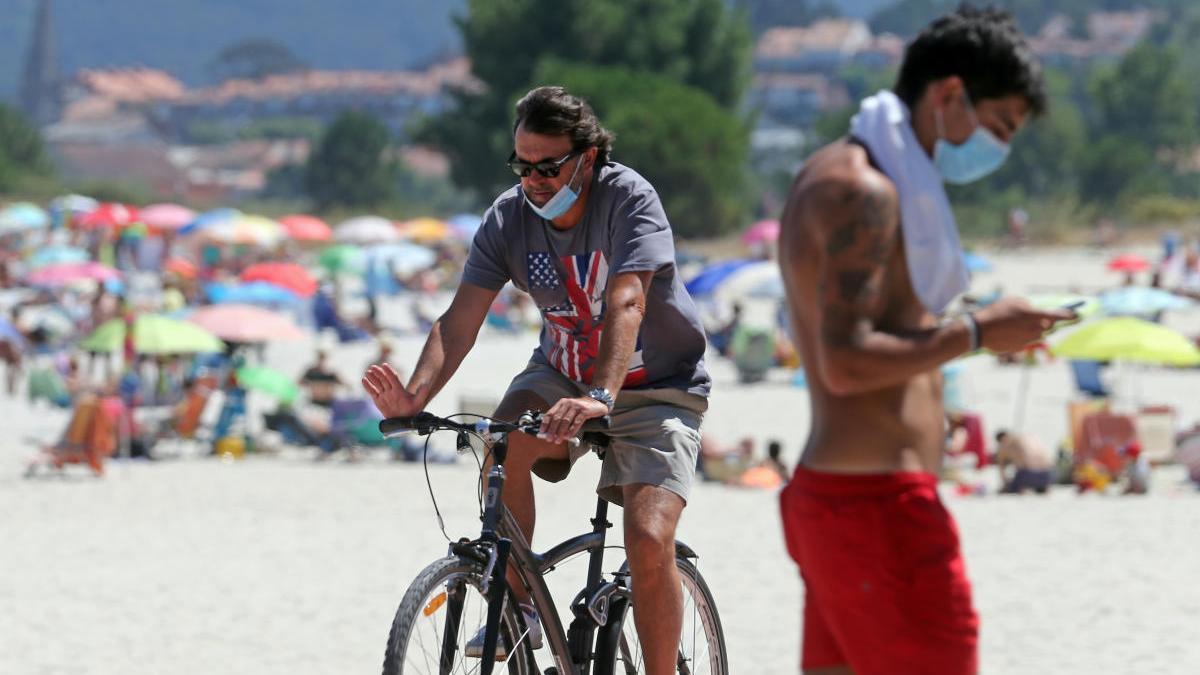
[464,603,543,659]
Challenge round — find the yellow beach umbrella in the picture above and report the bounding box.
[399,217,450,244]
[1052,317,1200,366]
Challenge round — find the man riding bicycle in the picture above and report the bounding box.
[363,86,711,675]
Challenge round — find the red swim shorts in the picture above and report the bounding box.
[779,467,979,674]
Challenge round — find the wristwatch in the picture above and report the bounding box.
[587,387,615,412]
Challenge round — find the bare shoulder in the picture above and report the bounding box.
[783,140,898,244]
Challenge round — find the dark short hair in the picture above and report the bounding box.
[894,4,1046,116]
[514,86,615,164]
[995,430,1009,443]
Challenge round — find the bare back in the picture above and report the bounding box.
[780,139,946,473]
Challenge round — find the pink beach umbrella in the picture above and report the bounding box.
[140,203,197,231]
[741,219,780,246]
[279,214,333,242]
[239,262,318,297]
[187,304,305,343]
[27,262,121,286]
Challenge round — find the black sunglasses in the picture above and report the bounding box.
[507,150,579,178]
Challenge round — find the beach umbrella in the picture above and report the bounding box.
[235,365,299,403]
[48,194,99,217]
[82,315,224,354]
[963,251,993,273]
[79,202,139,230]
[399,217,451,244]
[163,257,198,279]
[741,219,780,246]
[279,214,332,242]
[448,213,483,238]
[140,203,197,231]
[200,214,284,247]
[187,304,305,342]
[27,262,120,287]
[240,262,317,297]
[205,281,300,306]
[335,215,399,244]
[179,208,240,235]
[1099,287,1191,317]
[712,261,780,301]
[1027,293,1101,319]
[26,245,89,269]
[318,244,366,275]
[685,259,759,297]
[366,242,437,277]
[746,275,785,299]
[1106,253,1149,273]
[0,317,26,346]
[0,202,50,233]
[1052,317,1200,366]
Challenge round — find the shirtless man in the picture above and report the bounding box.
[778,8,1074,674]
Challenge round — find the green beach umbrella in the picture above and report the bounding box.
[81,315,224,354]
[1052,316,1200,366]
[235,366,300,403]
[318,244,365,275]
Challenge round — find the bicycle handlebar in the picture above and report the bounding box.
[378,410,611,440]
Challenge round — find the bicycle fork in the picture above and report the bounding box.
[479,437,511,675]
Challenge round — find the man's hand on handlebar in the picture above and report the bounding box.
[362,363,425,418]
[539,396,609,445]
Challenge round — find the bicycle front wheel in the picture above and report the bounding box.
[594,556,728,675]
[382,555,534,675]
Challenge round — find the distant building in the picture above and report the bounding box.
[755,19,877,73]
[1030,10,1158,66]
[18,0,62,127]
[749,73,850,129]
[155,58,480,142]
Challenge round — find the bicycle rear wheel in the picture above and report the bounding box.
[594,556,728,675]
[382,555,534,675]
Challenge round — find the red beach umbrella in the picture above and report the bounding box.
[239,262,317,297]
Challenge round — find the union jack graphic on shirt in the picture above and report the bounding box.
[527,250,647,387]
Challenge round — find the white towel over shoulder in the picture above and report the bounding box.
[848,90,969,314]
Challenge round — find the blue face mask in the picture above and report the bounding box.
[523,154,585,221]
[933,95,1010,185]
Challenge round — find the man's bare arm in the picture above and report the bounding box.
[591,270,654,394]
[406,282,499,406]
[808,175,971,396]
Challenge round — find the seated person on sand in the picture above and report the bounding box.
[300,349,345,409]
[995,429,1054,494]
[698,434,754,483]
[735,440,790,489]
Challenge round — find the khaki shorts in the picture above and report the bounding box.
[502,361,707,506]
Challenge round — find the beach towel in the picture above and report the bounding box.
[849,90,969,314]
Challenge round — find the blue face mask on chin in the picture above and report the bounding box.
[523,154,585,221]
[933,95,1011,185]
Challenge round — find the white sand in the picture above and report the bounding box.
[3,247,1200,674]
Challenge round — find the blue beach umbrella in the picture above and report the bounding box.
[1099,287,1191,317]
[205,281,300,306]
[27,245,89,269]
[685,259,758,297]
[448,213,483,238]
[963,251,993,273]
[0,202,50,233]
[179,208,240,235]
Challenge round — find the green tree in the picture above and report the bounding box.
[208,38,308,83]
[534,62,749,237]
[305,111,395,210]
[0,104,51,191]
[427,0,751,202]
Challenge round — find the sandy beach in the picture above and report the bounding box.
[4,246,1200,674]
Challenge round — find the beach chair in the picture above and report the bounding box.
[1134,405,1176,465]
[149,375,218,456]
[1076,411,1137,479]
[29,394,120,477]
[1070,360,1110,398]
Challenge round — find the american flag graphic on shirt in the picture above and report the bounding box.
[527,250,647,386]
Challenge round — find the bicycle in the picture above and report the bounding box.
[378,410,728,675]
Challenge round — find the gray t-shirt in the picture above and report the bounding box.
[464,162,711,397]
